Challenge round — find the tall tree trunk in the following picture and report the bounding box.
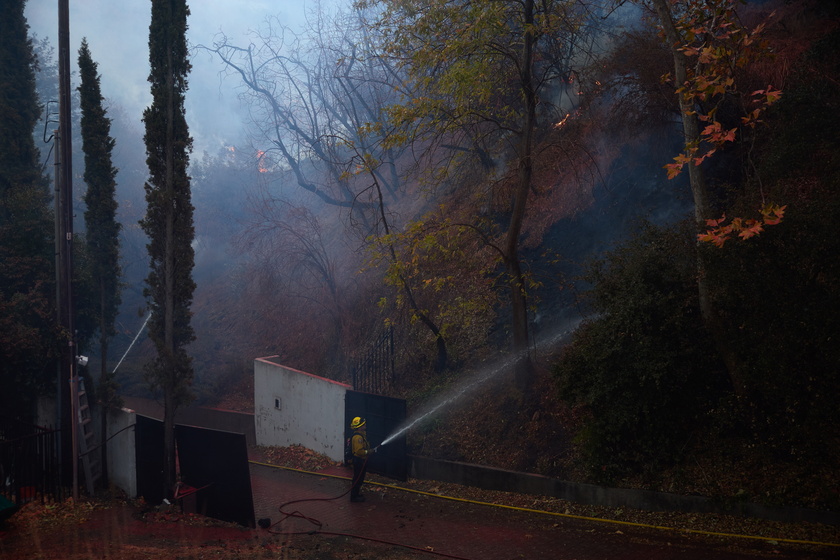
[98,282,109,486]
[163,40,178,497]
[163,388,176,499]
[650,0,746,396]
[505,0,537,391]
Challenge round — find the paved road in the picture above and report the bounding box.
[249,462,835,560]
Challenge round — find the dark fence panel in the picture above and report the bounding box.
[345,390,407,481]
[134,418,256,528]
[175,425,255,528]
[0,417,62,505]
[134,414,165,505]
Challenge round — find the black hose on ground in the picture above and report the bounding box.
[262,456,475,560]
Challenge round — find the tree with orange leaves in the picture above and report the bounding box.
[648,0,788,396]
[650,0,784,246]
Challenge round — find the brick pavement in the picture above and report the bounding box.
[248,461,831,560]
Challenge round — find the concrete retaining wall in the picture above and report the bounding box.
[410,456,840,526]
[254,357,350,463]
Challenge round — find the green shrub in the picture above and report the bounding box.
[555,222,727,481]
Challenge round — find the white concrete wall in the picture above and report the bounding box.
[254,357,350,462]
[107,407,137,498]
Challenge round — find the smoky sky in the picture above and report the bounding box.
[25,0,338,155]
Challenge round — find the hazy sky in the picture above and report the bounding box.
[25,0,337,154]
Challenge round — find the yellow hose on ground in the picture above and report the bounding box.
[249,460,839,549]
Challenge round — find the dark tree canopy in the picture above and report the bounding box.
[140,0,195,498]
[78,38,122,355]
[78,38,123,481]
[0,0,59,419]
[0,0,51,225]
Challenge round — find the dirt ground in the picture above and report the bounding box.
[0,498,424,559]
[2,484,838,560]
[2,445,838,559]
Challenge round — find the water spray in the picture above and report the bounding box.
[380,316,584,446]
[379,353,519,446]
[111,312,151,374]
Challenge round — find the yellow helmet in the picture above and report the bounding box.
[350,416,366,429]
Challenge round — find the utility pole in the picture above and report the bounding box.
[53,124,63,491]
[57,0,78,501]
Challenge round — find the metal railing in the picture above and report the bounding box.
[0,416,64,505]
[351,326,395,395]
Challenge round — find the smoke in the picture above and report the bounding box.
[24,0,313,155]
[26,0,697,405]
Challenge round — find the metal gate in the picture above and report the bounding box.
[345,390,407,481]
[351,327,395,394]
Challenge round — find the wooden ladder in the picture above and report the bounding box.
[74,376,101,495]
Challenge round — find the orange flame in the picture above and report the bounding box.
[554,114,571,129]
[256,150,268,173]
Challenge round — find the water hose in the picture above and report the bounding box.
[260,446,478,560]
[251,459,840,551]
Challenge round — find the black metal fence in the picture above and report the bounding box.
[351,326,395,395]
[0,416,63,505]
[345,390,408,481]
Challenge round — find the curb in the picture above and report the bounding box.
[409,456,840,527]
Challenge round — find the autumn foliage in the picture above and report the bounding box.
[4,0,838,515]
[661,0,783,177]
[551,2,840,508]
[650,0,789,246]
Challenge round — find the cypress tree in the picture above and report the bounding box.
[0,0,59,420]
[78,38,122,482]
[140,0,195,499]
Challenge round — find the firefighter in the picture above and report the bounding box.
[349,416,377,502]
